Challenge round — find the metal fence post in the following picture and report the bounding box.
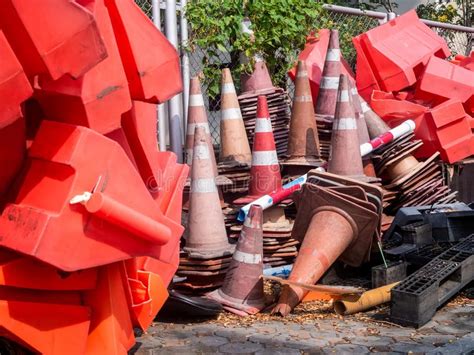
[165,0,183,162]
[180,0,190,139]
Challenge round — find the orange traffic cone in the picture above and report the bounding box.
[184,126,235,259]
[282,61,324,167]
[360,96,390,138]
[240,56,274,94]
[327,74,366,180]
[350,81,376,177]
[206,205,266,316]
[219,68,252,166]
[234,96,282,205]
[315,30,341,122]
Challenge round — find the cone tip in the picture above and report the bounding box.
[245,205,263,229]
[256,95,270,118]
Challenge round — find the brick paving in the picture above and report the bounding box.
[132,302,473,354]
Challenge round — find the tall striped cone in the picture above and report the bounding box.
[234,96,282,205]
[206,205,266,316]
[315,30,341,122]
[350,81,376,177]
[327,74,366,179]
[219,68,252,166]
[283,61,324,167]
[184,126,235,259]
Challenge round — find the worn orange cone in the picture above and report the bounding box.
[234,96,282,204]
[350,81,376,177]
[327,75,366,180]
[240,56,274,94]
[219,68,252,166]
[360,96,390,139]
[282,61,324,167]
[184,126,235,259]
[315,30,341,122]
[207,204,266,316]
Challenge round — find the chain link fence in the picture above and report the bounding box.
[136,0,473,146]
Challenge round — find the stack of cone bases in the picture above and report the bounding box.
[207,205,267,316]
[178,126,236,292]
[183,76,232,211]
[327,74,377,184]
[315,30,342,160]
[281,60,324,177]
[232,96,297,267]
[238,59,291,157]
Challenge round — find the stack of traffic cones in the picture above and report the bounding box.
[177,126,235,292]
[272,177,380,316]
[315,30,342,159]
[281,60,325,176]
[233,96,297,268]
[238,59,291,157]
[207,205,267,316]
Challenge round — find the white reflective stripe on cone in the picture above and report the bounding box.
[361,101,370,113]
[294,95,312,102]
[187,122,210,134]
[255,118,273,133]
[221,82,236,94]
[296,70,308,78]
[233,250,262,264]
[191,178,217,193]
[326,48,341,62]
[320,76,339,90]
[338,90,350,103]
[334,118,357,130]
[189,94,205,107]
[252,150,279,166]
[194,144,211,160]
[221,108,242,121]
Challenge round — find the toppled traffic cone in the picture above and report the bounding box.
[315,30,341,123]
[272,182,378,316]
[282,61,323,169]
[104,0,182,103]
[234,96,282,204]
[327,75,367,181]
[34,0,132,135]
[207,205,266,316]
[184,126,235,259]
[219,68,252,167]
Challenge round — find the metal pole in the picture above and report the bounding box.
[152,0,168,151]
[180,0,190,141]
[165,0,184,162]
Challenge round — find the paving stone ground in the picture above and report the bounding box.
[132,302,473,354]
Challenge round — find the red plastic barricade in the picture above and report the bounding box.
[355,10,450,92]
[0,0,106,80]
[105,0,182,103]
[0,121,184,272]
[34,0,132,135]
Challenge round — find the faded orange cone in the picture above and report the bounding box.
[315,30,341,122]
[283,61,324,167]
[206,205,266,316]
[240,55,274,94]
[327,75,366,180]
[350,81,376,177]
[360,96,390,138]
[219,68,252,166]
[184,126,235,259]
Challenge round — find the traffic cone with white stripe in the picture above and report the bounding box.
[350,81,376,177]
[327,74,366,179]
[206,204,266,316]
[234,95,282,205]
[184,126,235,259]
[283,60,324,167]
[219,68,252,166]
[315,30,341,122]
[360,96,390,139]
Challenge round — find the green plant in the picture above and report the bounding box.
[185,0,323,99]
[416,3,458,23]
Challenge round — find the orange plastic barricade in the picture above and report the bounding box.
[105,0,182,103]
[355,10,450,92]
[0,0,106,80]
[0,121,183,272]
[34,0,132,134]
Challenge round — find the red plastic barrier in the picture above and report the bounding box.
[416,56,474,104]
[425,99,473,163]
[0,0,106,80]
[0,121,184,271]
[0,300,90,354]
[353,36,381,102]
[105,0,182,103]
[460,52,474,71]
[34,0,132,134]
[355,10,450,92]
